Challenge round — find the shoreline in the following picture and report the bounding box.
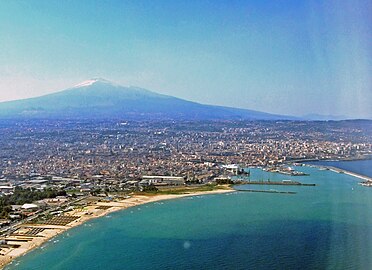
[0,188,234,269]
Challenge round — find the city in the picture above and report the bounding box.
[0,119,371,223]
[1,120,371,186]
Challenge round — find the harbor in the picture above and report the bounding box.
[263,166,309,176]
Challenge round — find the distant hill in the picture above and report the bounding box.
[302,114,351,121]
[0,79,296,120]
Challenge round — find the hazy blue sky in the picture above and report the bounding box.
[0,0,371,118]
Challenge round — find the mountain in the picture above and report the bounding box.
[0,79,295,120]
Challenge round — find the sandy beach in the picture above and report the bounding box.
[0,188,234,269]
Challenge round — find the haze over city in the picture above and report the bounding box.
[0,0,371,119]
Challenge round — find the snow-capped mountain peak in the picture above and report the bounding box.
[73,79,99,88]
[73,78,113,88]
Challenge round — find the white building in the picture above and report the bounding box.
[141,176,185,186]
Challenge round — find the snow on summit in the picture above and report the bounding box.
[73,78,113,88]
[73,79,99,88]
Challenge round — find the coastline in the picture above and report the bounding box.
[0,188,234,269]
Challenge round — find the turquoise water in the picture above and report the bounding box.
[6,166,372,270]
[307,159,372,178]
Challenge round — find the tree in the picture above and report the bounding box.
[143,185,158,192]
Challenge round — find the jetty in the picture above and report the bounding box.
[235,189,297,195]
[359,181,372,187]
[325,166,372,182]
[235,180,316,186]
[305,164,372,187]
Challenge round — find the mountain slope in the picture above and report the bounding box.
[0,79,295,120]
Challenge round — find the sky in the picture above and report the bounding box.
[0,0,371,118]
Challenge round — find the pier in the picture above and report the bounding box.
[235,180,316,186]
[304,164,372,186]
[325,166,372,182]
[235,189,297,195]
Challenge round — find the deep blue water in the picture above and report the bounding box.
[5,166,372,270]
[307,159,372,178]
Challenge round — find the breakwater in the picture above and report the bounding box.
[303,159,372,180]
[328,166,372,181]
[235,189,297,194]
[235,181,316,186]
[317,166,372,182]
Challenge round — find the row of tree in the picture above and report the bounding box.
[215,178,234,185]
[0,187,67,219]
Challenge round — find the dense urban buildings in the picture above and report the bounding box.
[0,119,371,193]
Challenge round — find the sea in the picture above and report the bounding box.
[5,162,372,270]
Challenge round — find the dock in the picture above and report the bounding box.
[264,167,309,176]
